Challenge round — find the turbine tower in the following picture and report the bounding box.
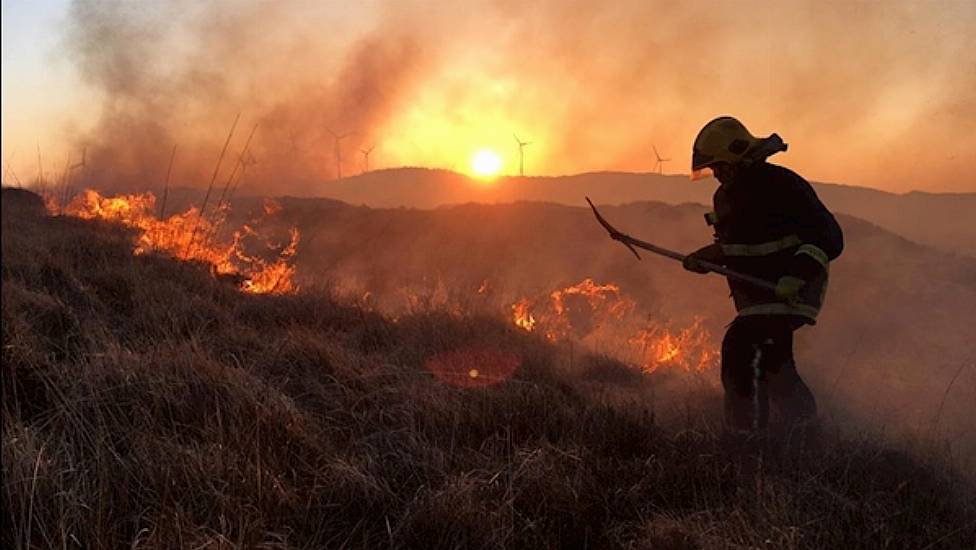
[68,146,87,182]
[653,145,671,174]
[514,134,532,176]
[327,128,351,180]
[361,145,375,174]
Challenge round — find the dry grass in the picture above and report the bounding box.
[2,188,974,549]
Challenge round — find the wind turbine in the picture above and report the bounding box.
[361,145,375,174]
[327,128,351,180]
[68,146,87,180]
[653,145,671,174]
[514,134,532,176]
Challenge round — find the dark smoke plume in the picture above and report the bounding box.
[65,0,435,194]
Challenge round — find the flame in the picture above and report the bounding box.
[510,278,635,341]
[235,226,300,294]
[512,298,537,332]
[549,279,633,317]
[51,189,299,294]
[510,278,719,375]
[629,317,718,374]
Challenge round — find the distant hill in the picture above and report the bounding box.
[307,168,976,257]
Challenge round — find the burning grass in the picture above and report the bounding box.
[511,278,720,375]
[51,188,299,294]
[3,189,975,549]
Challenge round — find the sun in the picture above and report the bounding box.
[470,149,503,178]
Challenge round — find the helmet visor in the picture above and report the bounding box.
[690,149,715,180]
[690,166,714,181]
[691,149,715,169]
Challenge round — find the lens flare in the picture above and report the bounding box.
[425,346,521,388]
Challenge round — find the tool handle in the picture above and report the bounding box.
[691,258,778,291]
[616,234,776,291]
[586,197,777,292]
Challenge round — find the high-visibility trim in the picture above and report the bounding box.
[736,302,820,320]
[720,234,801,257]
[795,244,829,269]
[750,344,764,431]
[818,275,829,305]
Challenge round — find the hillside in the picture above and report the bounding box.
[310,168,976,257]
[4,188,975,548]
[221,195,976,467]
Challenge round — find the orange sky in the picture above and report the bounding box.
[2,0,974,193]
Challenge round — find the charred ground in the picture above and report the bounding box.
[2,188,975,549]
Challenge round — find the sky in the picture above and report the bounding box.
[2,0,975,194]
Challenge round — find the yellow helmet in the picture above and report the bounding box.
[691,116,787,180]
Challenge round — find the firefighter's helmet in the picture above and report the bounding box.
[691,116,787,180]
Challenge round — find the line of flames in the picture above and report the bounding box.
[511,278,719,374]
[50,189,299,294]
[47,192,712,374]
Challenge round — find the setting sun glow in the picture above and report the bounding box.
[471,149,503,178]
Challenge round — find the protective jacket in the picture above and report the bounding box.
[709,162,843,324]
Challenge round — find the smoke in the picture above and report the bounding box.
[60,0,975,194]
[483,0,976,190]
[64,0,438,193]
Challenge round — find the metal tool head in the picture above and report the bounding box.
[585,197,641,260]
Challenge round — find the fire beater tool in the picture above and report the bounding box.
[585,197,777,291]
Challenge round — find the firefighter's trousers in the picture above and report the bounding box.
[721,314,817,431]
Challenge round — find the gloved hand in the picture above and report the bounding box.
[682,243,723,274]
[775,276,806,304]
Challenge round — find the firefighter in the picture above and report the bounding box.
[683,116,843,432]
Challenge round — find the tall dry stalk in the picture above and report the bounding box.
[159,145,178,220]
[185,113,240,255]
[210,124,259,222]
